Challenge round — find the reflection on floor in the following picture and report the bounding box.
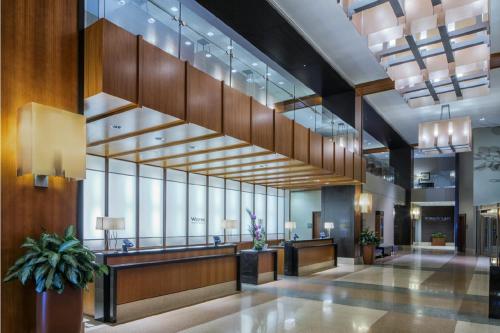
[87,251,498,333]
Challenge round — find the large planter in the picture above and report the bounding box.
[36,287,83,333]
[362,244,375,265]
[431,237,446,246]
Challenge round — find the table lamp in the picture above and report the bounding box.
[324,222,334,238]
[285,221,296,240]
[96,217,125,251]
[221,219,238,243]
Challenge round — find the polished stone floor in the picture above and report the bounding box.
[87,250,500,333]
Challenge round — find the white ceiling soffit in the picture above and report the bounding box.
[268,0,388,85]
[366,68,500,144]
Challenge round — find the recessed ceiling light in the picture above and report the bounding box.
[184,41,192,46]
[278,81,284,85]
[170,6,179,12]
[231,69,237,73]
[227,45,233,50]
[111,125,121,129]
[205,53,212,58]
[207,32,214,37]
[259,164,265,168]
[259,86,265,90]
[118,0,126,5]
[456,73,463,78]
[189,145,196,150]
[252,62,258,66]
[246,78,252,83]
[148,17,156,24]
[155,137,165,141]
[480,117,485,121]
[303,64,307,67]
[266,72,271,76]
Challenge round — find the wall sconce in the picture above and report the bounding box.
[285,221,296,240]
[411,207,421,220]
[324,222,334,238]
[221,219,238,243]
[17,102,86,187]
[358,193,373,214]
[96,217,125,252]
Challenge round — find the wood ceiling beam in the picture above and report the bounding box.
[107,132,223,158]
[492,52,500,70]
[363,147,390,154]
[237,169,328,182]
[274,94,322,113]
[188,157,292,174]
[207,161,306,177]
[166,151,273,169]
[355,77,394,96]
[138,142,251,164]
[86,103,138,123]
[87,119,185,147]
[254,174,347,186]
[275,179,361,189]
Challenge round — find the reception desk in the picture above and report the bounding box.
[92,244,240,323]
[282,239,337,276]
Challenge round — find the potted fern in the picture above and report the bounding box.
[4,225,108,333]
[360,228,380,265]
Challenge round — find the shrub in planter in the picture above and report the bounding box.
[360,229,380,265]
[431,232,446,246]
[4,225,108,333]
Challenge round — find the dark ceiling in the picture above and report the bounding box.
[194,0,352,97]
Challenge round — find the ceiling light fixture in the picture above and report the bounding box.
[184,41,192,46]
[170,6,178,12]
[417,104,471,154]
[252,62,258,67]
[480,117,485,121]
[205,53,212,58]
[111,125,121,129]
[339,0,491,108]
[118,0,126,5]
[231,69,237,73]
[207,32,214,37]
[147,17,155,24]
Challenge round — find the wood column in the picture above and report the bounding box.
[354,94,363,258]
[1,1,79,332]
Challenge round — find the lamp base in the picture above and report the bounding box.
[33,175,48,188]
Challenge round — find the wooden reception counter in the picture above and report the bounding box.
[92,244,240,323]
[281,238,337,276]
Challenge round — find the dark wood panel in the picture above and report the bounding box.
[309,131,323,168]
[345,150,354,179]
[236,239,281,252]
[274,112,294,158]
[258,252,275,273]
[1,1,79,332]
[298,246,334,267]
[353,154,362,181]
[142,40,186,120]
[292,239,333,249]
[116,256,237,304]
[323,137,334,173]
[362,158,367,183]
[355,77,394,96]
[293,122,309,163]
[275,247,284,275]
[85,19,138,102]
[251,99,274,151]
[187,65,222,132]
[106,247,235,265]
[491,52,500,70]
[223,84,251,142]
[334,143,345,176]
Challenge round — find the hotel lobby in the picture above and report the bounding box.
[1,0,500,332]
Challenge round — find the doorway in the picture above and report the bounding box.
[312,211,321,239]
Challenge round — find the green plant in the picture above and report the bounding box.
[3,225,108,294]
[360,228,380,246]
[431,232,446,239]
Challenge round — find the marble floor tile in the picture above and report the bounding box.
[454,321,500,333]
[368,311,456,333]
[180,297,386,333]
[467,273,489,296]
[336,266,434,289]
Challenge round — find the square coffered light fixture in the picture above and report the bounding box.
[339,0,490,108]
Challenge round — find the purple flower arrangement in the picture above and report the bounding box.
[246,208,266,250]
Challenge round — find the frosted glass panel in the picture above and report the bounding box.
[109,158,136,175]
[267,195,278,240]
[108,173,136,241]
[83,169,105,250]
[188,184,206,244]
[166,181,187,245]
[278,196,285,234]
[139,177,163,247]
[208,187,224,238]
[241,191,254,241]
[255,193,266,227]
[225,189,240,242]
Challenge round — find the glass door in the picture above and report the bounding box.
[479,205,500,257]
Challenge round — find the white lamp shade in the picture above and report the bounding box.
[17,102,86,180]
[221,219,238,230]
[324,222,334,230]
[96,217,125,231]
[359,193,373,214]
[285,221,296,229]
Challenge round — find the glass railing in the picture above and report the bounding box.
[84,0,314,108]
[365,153,395,183]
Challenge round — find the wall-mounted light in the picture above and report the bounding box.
[17,102,86,187]
[358,193,373,214]
[411,207,421,220]
[324,222,334,238]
